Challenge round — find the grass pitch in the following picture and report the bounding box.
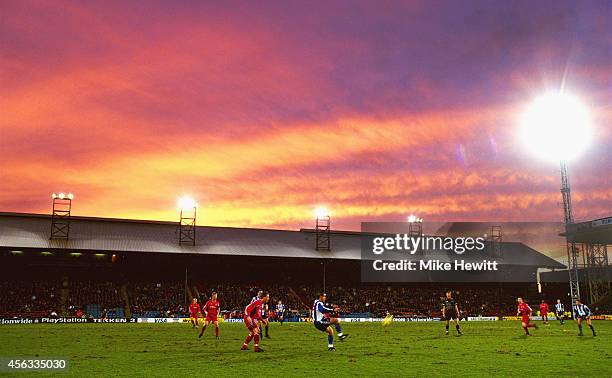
[1,321,611,377]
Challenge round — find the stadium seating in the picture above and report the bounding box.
[0,279,584,318]
[0,281,60,316]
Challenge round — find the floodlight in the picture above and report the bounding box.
[67,193,74,200]
[519,92,593,162]
[408,215,423,223]
[178,196,197,210]
[58,192,65,199]
[314,207,330,218]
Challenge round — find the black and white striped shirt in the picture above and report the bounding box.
[573,304,591,317]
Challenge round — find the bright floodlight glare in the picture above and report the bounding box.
[67,193,74,200]
[178,196,197,210]
[520,93,593,162]
[58,192,65,199]
[51,193,57,199]
[314,207,330,218]
[407,215,417,223]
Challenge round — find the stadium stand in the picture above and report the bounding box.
[0,277,579,318]
[2,212,595,319]
[0,280,60,317]
[66,281,125,318]
[129,282,186,318]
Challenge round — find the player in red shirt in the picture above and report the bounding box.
[241,291,270,352]
[539,300,549,325]
[517,297,538,335]
[198,292,220,339]
[189,298,201,330]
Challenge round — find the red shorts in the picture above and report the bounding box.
[521,315,530,323]
[243,316,258,331]
[206,314,218,322]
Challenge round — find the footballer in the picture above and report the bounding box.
[573,299,596,336]
[241,291,269,352]
[539,299,549,325]
[555,299,565,325]
[312,293,349,351]
[276,300,285,325]
[441,291,462,336]
[517,297,538,335]
[198,291,220,339]
[189,298,201,330]
[261,301,270,338]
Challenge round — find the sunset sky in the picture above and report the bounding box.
[1,0,610,231]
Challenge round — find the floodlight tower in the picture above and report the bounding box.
[407,215,423,236]
[520,92,593,306]
[50,193,74,240]
[407,215,423,255]
[178,196,197,246]
[315,207,331,251]
[489,225,502,257]
[560,160,581,303]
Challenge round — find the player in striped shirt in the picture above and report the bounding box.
[573,299,596,336]
[312,293,349,351]
[276,300,285,325]
[554,299,565,325]
[261,301,270,338]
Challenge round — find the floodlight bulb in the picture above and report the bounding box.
[520,93,593,162]
[52,193,57,199]
[178,196,197,210]
[58,192,65,199]
[314,207,330,218]
[67,193,74,200]
[407,215,417,223]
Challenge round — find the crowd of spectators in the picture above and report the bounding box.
[297,285,539,317]
[129,282,186,317]
[0,281,60,315]
[0,280,600,318]
[194,283,304,318]
[66,281,124,315]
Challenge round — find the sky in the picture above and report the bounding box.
[0,0,610,235]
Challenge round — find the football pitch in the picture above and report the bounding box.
[1,321,611,377]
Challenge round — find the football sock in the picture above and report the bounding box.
[589,325,595,335]
[455,324,460,332]
[254,334,260,347]
[328,334,334,348]
[215,326,219,337]
[578,324,583,334]
[523,326,529,335]
[335,324,342,334]
[445,325,449,332]
[243,334,253,346]
[265,325,269,336]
